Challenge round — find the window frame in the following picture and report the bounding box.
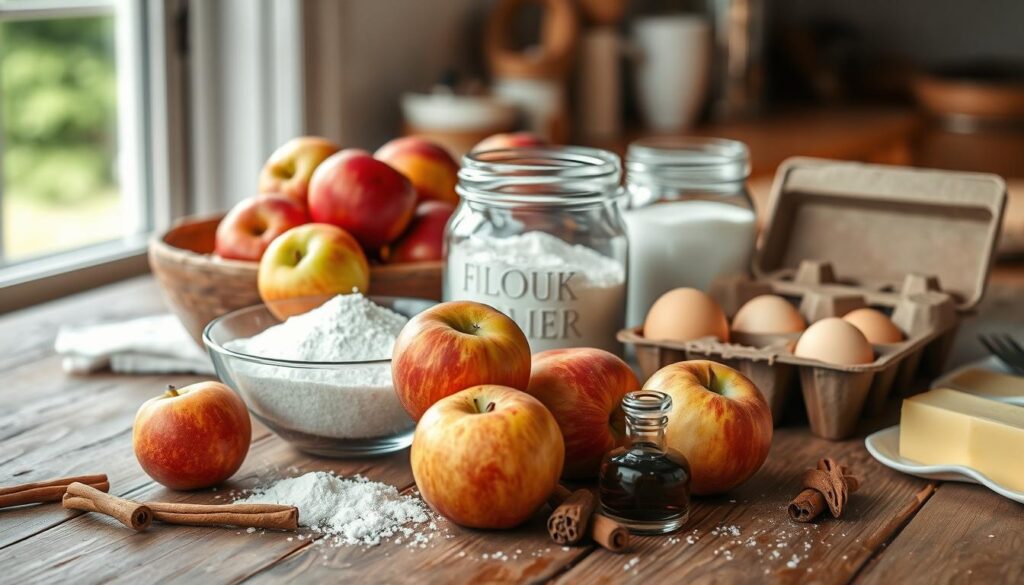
[0,0,189,313]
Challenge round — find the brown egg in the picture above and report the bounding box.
[643,288,730,343]
[731,294,807,335]
[794,317,874,365]
[843,308,904,344]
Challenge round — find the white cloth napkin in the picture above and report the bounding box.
[54,314,215,375]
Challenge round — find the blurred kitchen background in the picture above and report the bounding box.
[1,0,1022,310]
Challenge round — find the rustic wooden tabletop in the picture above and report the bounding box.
[1,270,1022,584]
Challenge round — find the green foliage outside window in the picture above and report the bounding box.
[1,15,118,204]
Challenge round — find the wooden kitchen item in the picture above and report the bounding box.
[149,215,443,345]
[484,0,578,142]
[620,158,1007,440]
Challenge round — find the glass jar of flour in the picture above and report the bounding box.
[445,146,628,354]
[623,137,756,328]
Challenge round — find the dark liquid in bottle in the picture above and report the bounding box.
[599,444,691,531]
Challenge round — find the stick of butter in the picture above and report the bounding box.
[943,368,1024,399]
[900,388,1024,492]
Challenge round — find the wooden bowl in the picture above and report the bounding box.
[149,215,443,345]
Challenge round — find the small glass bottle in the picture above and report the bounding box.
[598,390,690,534]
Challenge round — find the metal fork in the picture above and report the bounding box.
[978,333,1024,374]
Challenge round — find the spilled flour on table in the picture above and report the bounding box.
[235,471,431,546]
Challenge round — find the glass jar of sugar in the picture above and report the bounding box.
[623,137,756,328]
[445,146,628,354]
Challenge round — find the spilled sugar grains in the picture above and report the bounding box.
[235,471,429,546]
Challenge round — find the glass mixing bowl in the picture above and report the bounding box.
[203,295,435,457]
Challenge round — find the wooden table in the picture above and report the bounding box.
[2,270,1022,584]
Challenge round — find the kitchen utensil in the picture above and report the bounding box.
[865,425,1024,505]
[484,0,578,142]
[977,333,1024,374]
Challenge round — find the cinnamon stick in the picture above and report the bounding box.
[788,489,828,523]
[146,502,298,531]
[0,474,109,509]
[63,482,151,531]
[549,484,574,508]
[548,489,597,544]
[64,488,298,532]
[547,486,630,553]
[591,513,629,553]
[787,458,860,523]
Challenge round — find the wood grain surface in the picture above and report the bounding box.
[0,271,1021,584]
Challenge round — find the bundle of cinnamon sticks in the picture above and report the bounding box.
[0,475,297,532]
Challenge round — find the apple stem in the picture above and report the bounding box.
[473,397,496,414]
[165,385,179,398]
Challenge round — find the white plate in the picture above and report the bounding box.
[864,425,1024,504]
[930,356,1024,406]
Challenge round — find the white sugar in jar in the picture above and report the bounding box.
[623,137,756,328]
[444,147,628,354]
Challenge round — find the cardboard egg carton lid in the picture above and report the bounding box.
[755,158,1007,311]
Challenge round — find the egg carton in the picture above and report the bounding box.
[620,263,960,439]
[619,158,1007,440]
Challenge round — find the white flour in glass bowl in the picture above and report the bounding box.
[225,293,413,439]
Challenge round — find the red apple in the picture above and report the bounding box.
[388,201,455,263]
[132,382,251,490]
[214,195,308,261]
[644,360,772,495]
[258,136,341,208]
[375,137,460,204]
[412,384,564,528]
[526,348,639,478]
[471,131,547,153]
[392,300,531,421]
[257,223,370,319]
[308,149,417,249]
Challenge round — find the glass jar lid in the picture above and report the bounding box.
[626,137,750,190]
[458,146,622,208]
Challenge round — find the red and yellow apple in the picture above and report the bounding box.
[258,136,341,208]
[471,131,547,153]
[391,300,531,421]
[214,195,308,261]
[526,348,639,478]
[375,136,460,204]
[132,382,252,491]
[388,201,455,263]
[308,149,417,249]
[411,384,564,529]
[644,360,772,495]
[257,223,369,319]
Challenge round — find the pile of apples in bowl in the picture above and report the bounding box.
[150,133,542,344]
[217,136,460,305]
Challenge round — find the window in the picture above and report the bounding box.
[0,0,182,309]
